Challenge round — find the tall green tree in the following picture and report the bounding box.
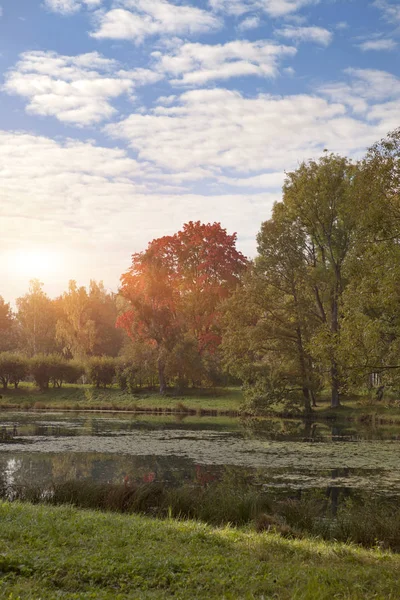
[0,296,16,352]
[56,280,122,359]
[16,280,58,356]
[223,204,320,414]
[283,153,358,407]
[223,154,359,410]
[339,128,400,391]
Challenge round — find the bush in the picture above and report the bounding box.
[87,357,116,388]
[0,353,28,390]
[30,354,81,391]
[116,360,136,392]
[62,360,84,384]
[30,354,58,391]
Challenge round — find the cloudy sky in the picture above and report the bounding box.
[1,0,399,302]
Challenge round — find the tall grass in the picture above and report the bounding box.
[3,480,400,551]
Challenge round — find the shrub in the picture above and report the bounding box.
[87,357,116,388]
[116,360,136,392]
[30,354,57,391]
[30,354,79,391]
[0,353,28,390]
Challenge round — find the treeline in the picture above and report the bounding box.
[0,353,137,392]
[1,128,400,411]
[223,128,400,412]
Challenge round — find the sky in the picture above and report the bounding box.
[1,0,399,303]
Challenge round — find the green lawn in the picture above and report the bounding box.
[1,383,399,422]
[1,501,400,599]
[0,384,243,414]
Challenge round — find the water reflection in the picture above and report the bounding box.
[1,411,400,498]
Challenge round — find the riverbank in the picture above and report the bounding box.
[1,384,400,423]
[0,385,243,416]
[1,501,400,599]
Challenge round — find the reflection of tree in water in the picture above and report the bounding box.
[326,469,352,515]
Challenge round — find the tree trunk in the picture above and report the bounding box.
[331,361,340,408]
[302,387,312,415]
[330,281,341,408]
[158,356,166,395]
[311,389,317,407]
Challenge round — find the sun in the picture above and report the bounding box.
[7,248,60,280]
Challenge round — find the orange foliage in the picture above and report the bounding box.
[117,221,247,354]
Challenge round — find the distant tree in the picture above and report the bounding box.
[87,357,116,388]
[118,222,247,393]
[283,154,358,408]
[16,280,58,356]
[223,154,358,410]
[222,207,321,414]
[0,353,28,390]
[56,280,122,359]
[30,354,60,391]
[0,296,17,352]
[339,128,400,391]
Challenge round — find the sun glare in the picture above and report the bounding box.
[8,249,60,280]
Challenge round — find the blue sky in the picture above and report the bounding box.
[1,0,399,301]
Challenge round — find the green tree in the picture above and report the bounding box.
[16,280,58,356]
[0,296,17,352]
[283,153,358,407]
[339,128,400,392]
[0,353,28,390]
[223,208,320,414]
[56,280,122,359]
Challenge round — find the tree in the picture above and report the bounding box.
[118,221,247,393]
[338,128,400,392]
[0,297,16,352]
[0,353,28,390]
[16,280,58,356]
[222,207,320,414]
[56,280,122,359]
[283,154,358,407]
[87,357,116,388]
[223,154,358,411]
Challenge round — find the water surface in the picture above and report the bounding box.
[1,411,400,496]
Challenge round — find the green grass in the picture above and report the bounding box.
[0,384,243,415]
[1,383,399,422]
[1,501,400,599]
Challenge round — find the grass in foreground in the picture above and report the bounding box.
[1,501,400,600]
[6,481,400,552]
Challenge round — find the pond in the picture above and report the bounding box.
[1,411,400,498]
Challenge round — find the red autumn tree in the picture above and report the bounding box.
[117,221,247,393]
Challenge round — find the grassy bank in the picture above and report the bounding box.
[0,383,399,423]
[5,481,400,552]
[0,384,243,415]
[1,501,400,599]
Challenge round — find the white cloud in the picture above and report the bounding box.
[374,0,400,23]
[358,38,397,51]
[44,0,102,15]
[218,172,285,188]
[238,16,261,30]
[153,40,296,86]
[275,25,333,46]
[105,86,392,175]
[3,51,161,126]
[320,68,400,110]
[209,0,318,18]
[91,0,221,44]
[0,129,275,301]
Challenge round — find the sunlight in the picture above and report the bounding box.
[7,248,61,280]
